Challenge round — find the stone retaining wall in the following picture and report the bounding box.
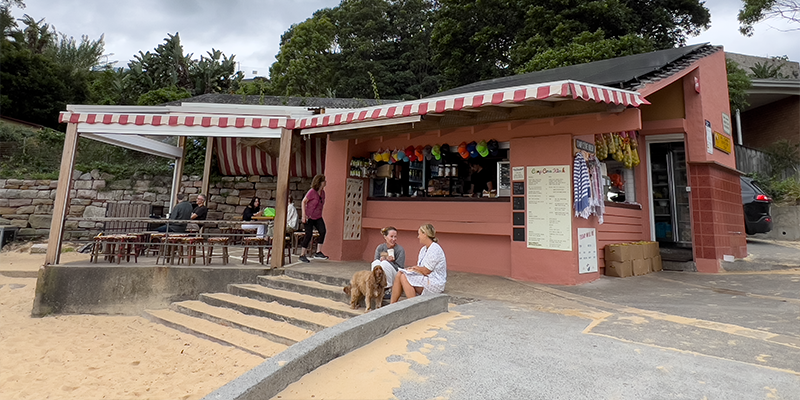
[0,171,312,241]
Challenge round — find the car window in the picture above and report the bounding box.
[750,180,767,194]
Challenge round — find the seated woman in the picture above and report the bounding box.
[241,197,266,238]
[390,224,446,303]
[370,226,405,289]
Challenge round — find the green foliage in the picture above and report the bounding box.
[432,0,711,89]
[749,140,800,204]
[0,123,64,178]
[0,40,88,128]
[738,0,799,36]
[765,139,800,176]
[726,59,752,112]
[137,85,192,105]
[270,0,440,99]
[520,31,655,72]
[749,60,789,79]
[269,11,337,97]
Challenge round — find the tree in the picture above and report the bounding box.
[726,59,752,112]
[125,33,243,103]
[431,0,711,89]
[738,0,800,36]
[269,0,440,99]
[269,11,337,97]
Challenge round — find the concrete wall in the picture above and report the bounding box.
[0,172,312,241]
[762,204,800,241]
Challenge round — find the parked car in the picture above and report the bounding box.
[741,176,773,235]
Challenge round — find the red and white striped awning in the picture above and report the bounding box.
[59,112,291,130]
[295,80,649,132]
[215,137,325,178]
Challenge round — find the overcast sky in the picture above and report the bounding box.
[11,0,800,79]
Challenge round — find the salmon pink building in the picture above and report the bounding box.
[310,44,745,284]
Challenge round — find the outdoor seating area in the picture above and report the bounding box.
[85,220,319,267]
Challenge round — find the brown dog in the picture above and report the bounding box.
[343,267,387,311]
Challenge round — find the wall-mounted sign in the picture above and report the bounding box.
[526,165,572,251]
[713,131,732,154]
[513,182,525,195]
[575,139,595,154]
[343,179,363,240]
[577,228,598,274]
[721,113,732,135]
[512,166,525,181]
[705,120,713,154]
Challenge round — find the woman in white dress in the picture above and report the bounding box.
[390,224,446,303]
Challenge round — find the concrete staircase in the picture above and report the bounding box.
[144,269,363,358]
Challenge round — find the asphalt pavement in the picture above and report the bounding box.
[287,239,800,399]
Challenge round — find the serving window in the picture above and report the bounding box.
[361,140,509,199]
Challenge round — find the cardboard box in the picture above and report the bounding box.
[643,241,660,258]
[650,255,663,272]
[605,260,633,277]
[632,259,649,276]
[605,243,644,262]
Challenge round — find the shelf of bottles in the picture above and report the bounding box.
[349,157,375,178]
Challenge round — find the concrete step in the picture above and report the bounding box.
[229,283,361,319]
[144,308,288,358]
[171,300,315,346]
[284,268,352,288]
[199,292,345,332]
[257,275,349,303]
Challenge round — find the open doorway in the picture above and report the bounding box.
[649,141,693,263]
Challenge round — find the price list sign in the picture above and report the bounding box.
[526,166,572,251]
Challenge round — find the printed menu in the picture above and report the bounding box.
[526,166,572,251]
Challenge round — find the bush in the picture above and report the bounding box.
[750,173,800,205]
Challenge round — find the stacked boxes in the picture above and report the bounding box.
[604,241,661,277]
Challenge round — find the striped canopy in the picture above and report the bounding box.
[295,80,648,131]
[215,137,325,177]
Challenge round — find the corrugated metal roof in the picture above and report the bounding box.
[434,43,718,97]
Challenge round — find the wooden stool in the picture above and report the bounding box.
[91,234,115,263]
[242,237,269,265]
[149,233,166,257]
[177,237,206,265]
[115,235,138,264]
[157,234,189,265]
[205,237,230,265]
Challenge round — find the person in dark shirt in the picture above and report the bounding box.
[241,197,265,237]
[191,194,208,221]
[157,193,193,232]
[469,163,493,197]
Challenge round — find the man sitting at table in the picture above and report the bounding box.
[186,194,208,233]
[157,193,193,233]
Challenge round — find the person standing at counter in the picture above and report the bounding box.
[371,226,405,291]
[469,162,493,197]
[299,174,328,263]
[390,224,446,303]
[241,197,266,238]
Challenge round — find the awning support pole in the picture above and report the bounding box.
[45,123,79,265]
[169,137,187,211]
[201,137,214,197]
[271,128,293,268]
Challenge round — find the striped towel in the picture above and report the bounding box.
[573,153,591,219]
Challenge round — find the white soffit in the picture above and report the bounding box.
[81,133,184,159]
[77,123,284,138]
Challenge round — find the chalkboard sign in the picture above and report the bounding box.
[513,197,525,210]
[513,212,525,226]
[513,181,524,195]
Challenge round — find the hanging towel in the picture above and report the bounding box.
[588,155,605,224]
[574,153,591,219]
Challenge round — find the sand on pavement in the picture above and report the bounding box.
[0,249,264,400]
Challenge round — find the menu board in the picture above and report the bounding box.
[526,166,572,251]
[577,228,598,273]
[343,178,363,240]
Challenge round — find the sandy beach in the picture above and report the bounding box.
[0,248,264,400]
